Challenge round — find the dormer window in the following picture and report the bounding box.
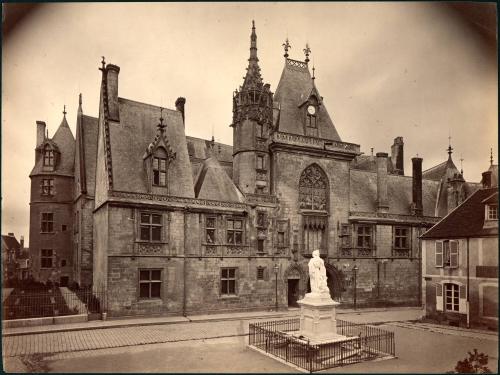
[153,148,168,187]
[43,149,54,166]
[486,204,498,220]
[305,104,318,137]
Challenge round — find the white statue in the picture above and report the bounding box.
[308,249,330,295]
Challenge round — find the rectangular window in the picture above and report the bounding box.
[256,155,265,170]
[277,232,285,246]
[257,267,265,280]
[41,249,53,268]
[257,239,264,253]
[356,225,372,248]
[444,283,459,312]
[256,124,263,138]
[206,217,216,244]
[227,218,243,245]
[41,179,54,196]
[487,205,498,220]
[153,157,167,186]
[41,213,54,233]
[43,150,54,166]
[394,227,409,249]
[140,213,162,242]
[306,115,317,129]
[221,268,237,295]
[340,224,351,248]
[139,269,162,299]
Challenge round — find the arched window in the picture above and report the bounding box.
[299,164,328,211]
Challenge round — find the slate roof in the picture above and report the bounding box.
[350,155,397,174]
[422,157,459,181]
[349,169,440,217]
[186,136,233,181]
[1,235,20,251]
[30,115,75,177]
[421,187,498,239]
[274,59,341,141]
[75,113,99,196]
[194,157,244,202]
[108,98,194,197]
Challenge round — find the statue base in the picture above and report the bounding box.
[296,292,345,343]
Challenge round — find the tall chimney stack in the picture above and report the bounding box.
[391,137,404,175]
[376,152,389,213]
[36,121,46,146]
[105,64,120,122]
[482,171,492,189]
[175,97,186,124]
[412,157,423,216]
[20,235,24,248]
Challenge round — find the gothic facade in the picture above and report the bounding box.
[29,22,482,316]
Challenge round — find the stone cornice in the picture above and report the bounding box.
[349,211,440,224]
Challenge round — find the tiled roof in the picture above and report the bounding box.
[274,60,341,141]
[1,235,20,251]
[108,98,194,197]
[422,187,498,239]
[194,157,244,202]
[349,169,440,216]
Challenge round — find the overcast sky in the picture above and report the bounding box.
[2,2,497,245]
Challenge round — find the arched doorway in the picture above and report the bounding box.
[284,264,306,308]
[306,263,345,301]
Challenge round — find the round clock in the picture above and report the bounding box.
[307,105,316,115]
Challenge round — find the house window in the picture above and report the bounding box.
[41,213,54,233]
[206,217,216,244]
[487,205,498,220]
[444,283,459,312]
[221,268,237,295]
[256,155,265,170]
[139,269,162,299]
[41,249,53,268]
[43,147,54,167]
[227,218,243,245]
[257,239,264,253]
[41,179,54,196]
[394,227,409,249]
[153,156,167,186]
[140,213,162,242]
[356,225,372,248]
[435,240,459,268]
[257,267,265,280]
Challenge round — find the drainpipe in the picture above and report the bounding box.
[183,207,188,317]
[466,237,470,328]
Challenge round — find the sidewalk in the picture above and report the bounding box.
[2,306,423,337]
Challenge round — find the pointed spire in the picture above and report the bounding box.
[78,93,83,115]
[447,136,453,159]
[241,21,263,90]
[490,148,493,165]
[282,38,291,58]
[63,105,67,117]
[303,43,311,64]
[249,20,258,62]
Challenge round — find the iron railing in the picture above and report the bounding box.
[2,285,107,320]
[248,318,395,373]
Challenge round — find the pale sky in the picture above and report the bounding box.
[2,2,497,245]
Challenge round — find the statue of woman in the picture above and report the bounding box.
[308,249,330,295]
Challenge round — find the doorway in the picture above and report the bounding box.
[288,279,300,307]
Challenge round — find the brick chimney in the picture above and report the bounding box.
[175,97,186,124]
[20,236,24,248]
[412,157,423,216]
[391,137,404,175]
[36,121,46,147]
[447,172,465,212]
[376,152,389,213]
[105,64,120,122]
[482,171,492,188]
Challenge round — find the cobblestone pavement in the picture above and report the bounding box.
[2,319,251,357]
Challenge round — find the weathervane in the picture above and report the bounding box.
[282,38,291,58]
[303,43,311,64]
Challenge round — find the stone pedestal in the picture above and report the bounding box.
[296,292,344,343]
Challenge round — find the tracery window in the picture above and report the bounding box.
[299,164,328,211]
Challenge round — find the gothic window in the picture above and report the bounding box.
[299,164,328,211]
[140,212,162,242]
[206,217,216,244]
[227,218,244,245]
[43,146,54,167]
[41,179,54,196]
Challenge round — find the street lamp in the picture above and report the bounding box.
[273,264,279,311]
[352,264,359,310]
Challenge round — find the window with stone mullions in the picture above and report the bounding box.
[394,227,409,249]
[140,213,162,242]
[43,147,54,167]
[41,213,54,233]
[41,179,54,195]
[356,225,372,248]
[221,268,237,295]
[153,157,167,186]
[139,269,161,299]
[227,218,243,245]
[206,217,216,244]
[41,249,53,268]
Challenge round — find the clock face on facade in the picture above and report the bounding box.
[307,105,316,115]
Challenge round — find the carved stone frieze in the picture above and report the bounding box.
[136,242,163,255]
[225,246,247,256]
[272,132,360,153]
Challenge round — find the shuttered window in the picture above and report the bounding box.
[435,241,443,267]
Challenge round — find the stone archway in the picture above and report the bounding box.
[284,263,307,307]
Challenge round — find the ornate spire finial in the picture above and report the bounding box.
[100,56,106,70]
[282,38,291,58]
[79,93,82,106]
[249,20,258,62]
[158,107,166,132]
[460,155,464,175]
[252,19,255,30]
[490,148,494,165]
[63,105,67,117]
[447,136,453,158]
[312,64,316,80]
[303,43,311,64]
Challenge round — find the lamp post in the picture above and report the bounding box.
[273,264,279,311]
[352,264,358,310]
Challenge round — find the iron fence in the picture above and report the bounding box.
[2,285,107,320]
[248,318,395,373]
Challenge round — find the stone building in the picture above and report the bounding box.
[29,22,482,316]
